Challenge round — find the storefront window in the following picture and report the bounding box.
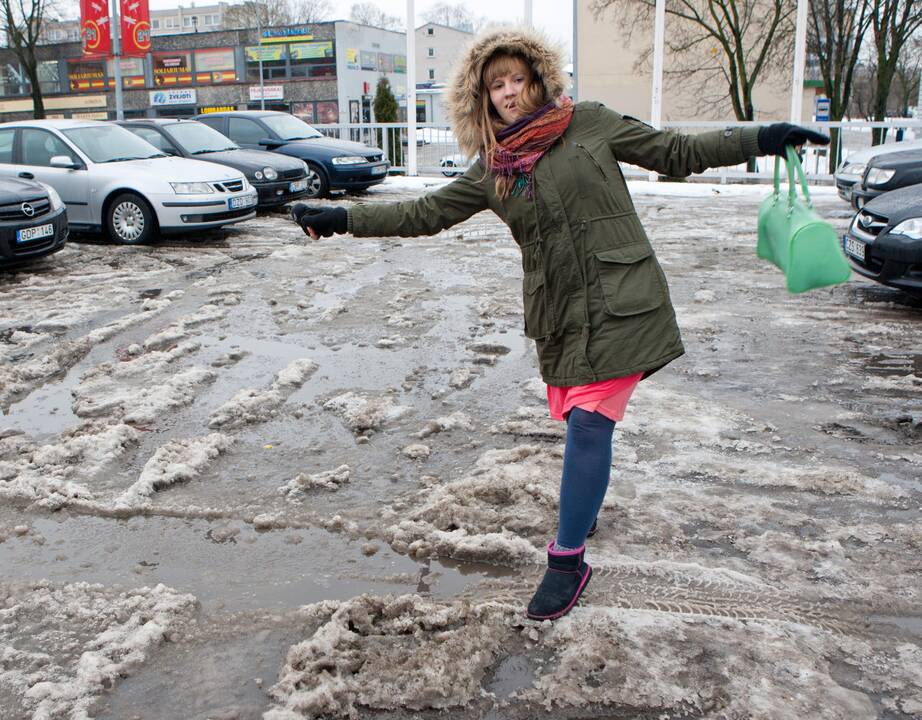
[68,60,106,92]
[153,51,193,86]
[316,101,338,124]
[245,45,286,81]
[291,102,315,123]
[289,41,335,78]
[194,48,236,83]
[106,57,144,89]
[0,63,24,95]
[37,61,60,94]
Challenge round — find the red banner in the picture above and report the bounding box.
[120,0,151,57]
[80,0,111,57]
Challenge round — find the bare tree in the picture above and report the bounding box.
[349,1,403,31]
[869,0,922,142]
[224,0,293,29]
[807,0,873,169]
[421,2,483,32]
[591,0,796,124]
[290,0,333,24]
[893,36,922,116]
[1,0,51,118]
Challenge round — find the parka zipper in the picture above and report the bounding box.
[575,143,607,180]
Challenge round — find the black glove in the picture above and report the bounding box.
[291,203,347,237]
[757,122,830,156]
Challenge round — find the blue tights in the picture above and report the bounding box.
[555,407,616,550]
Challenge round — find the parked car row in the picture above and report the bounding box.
[0,111,389,264]
[836,142,922,297]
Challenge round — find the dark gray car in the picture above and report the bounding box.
[117,119,309,209]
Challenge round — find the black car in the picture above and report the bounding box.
[116,119,308,208]
[843,183,922,297]
[0,177,68,267]
[851,148,922,209]
[193,111,388,198]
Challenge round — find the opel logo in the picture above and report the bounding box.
[21,202,34,217]
[858,213,871,228]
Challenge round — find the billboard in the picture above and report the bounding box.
[80,0,111,57]
[120,0,151,57]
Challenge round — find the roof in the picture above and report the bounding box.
[192,110,283,118]
[416,21,474,34]
[0,118,108,130]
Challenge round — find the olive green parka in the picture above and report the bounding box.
[347,29,761,387]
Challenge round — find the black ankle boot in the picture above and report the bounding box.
[525,541,593,620]
[588,517,598,537]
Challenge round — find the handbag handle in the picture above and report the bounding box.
[772,145,813,211]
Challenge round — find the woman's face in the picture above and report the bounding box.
[487,58,531,125]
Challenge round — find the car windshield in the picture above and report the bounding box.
[262,114,323,140]
[166,121,238,154]
[62,125,166,163]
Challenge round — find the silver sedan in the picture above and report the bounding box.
[0,119,258,244]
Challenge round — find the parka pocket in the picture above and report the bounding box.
[594,244,667,316]
[522,270,556,339]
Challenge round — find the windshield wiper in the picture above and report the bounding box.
[102,156,143,163]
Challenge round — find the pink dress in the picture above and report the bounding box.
[546,373,644,422]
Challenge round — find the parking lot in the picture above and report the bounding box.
[1,180,920,719]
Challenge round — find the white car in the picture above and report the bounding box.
[0,119,258,244]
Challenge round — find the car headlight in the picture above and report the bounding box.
[840,162,865,177]
[865,168,895,186]
[890,217,922,239]
[43,183,64,211]
[262,167,277,180]
[170,181,214,194]
[331,155,365,165]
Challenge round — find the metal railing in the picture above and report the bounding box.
[313,119,922,183]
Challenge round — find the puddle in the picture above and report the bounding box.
[850,350,922,378]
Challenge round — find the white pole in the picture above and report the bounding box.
[524,0,533,26]
[257,3,265,110]
[649,0,665,181]
[111,0,124,120]
[790,0,808,122]
[571,0,578,101]
[406,0,417,176]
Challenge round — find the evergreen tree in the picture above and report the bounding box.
[373,76,402,169]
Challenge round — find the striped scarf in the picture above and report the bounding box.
[490,95,575,198]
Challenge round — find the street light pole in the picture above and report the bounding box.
[790,0,808,122]
[406,0,417,175]
[111,0,124,120]
[649,0,665,181]
[256,2,265,110]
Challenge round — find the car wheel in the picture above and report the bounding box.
[304,163,330,199]
[107,192,155,245]
[441,161,457,177]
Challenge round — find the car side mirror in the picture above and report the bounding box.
[259,137,280,147]
[50,155,80,170]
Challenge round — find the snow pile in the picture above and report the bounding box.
[0,423,140,508]
[265,594,516,720]
[143,302,228,350]
[322,391,412,434]
[113,433,232,509]
[382,445,559,565]
[74,351,216,425]
[448,367,478,389]
[490,406,563,440]
[281,464,351,497]
[209,358,318,430]
[402,443,431,459]
[0,581,196,720]
[414,411,474,438]
[517,608,878,720]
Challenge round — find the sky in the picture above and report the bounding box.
[145,0,575,62]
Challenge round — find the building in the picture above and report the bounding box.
[38,18,82,45]
[414,22,472,124]
[151,3,229,36]
[577,0,817,122]
[0,21,409,124]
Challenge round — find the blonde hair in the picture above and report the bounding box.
[477,53,549,199]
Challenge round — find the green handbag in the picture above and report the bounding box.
[757,145,852,293]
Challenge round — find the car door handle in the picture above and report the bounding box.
[18,171,34,179]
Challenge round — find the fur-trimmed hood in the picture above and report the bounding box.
[446,27,567,159]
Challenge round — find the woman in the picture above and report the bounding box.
[292,28,828,621]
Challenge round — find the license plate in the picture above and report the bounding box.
[16,223,54,243]
[289,179,307,192]
[228,194,256,210]
[370,164,387,175]
[844,235,866,261]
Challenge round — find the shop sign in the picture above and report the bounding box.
[245,45,285,62]
[199,105,236,114]
[360,51,376,71]
[150,88,197,106]
[249,85,283,101]
[289,41,333,60]
[120,0,151,57]
[80,0,111,57]
[261,26,313,43]
[346,48,359,70]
